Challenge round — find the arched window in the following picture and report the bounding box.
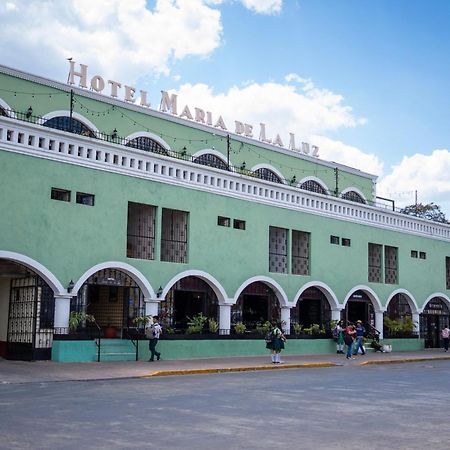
[299,180,327,195]
[193,153,228,170]
[254,168,282,184]
[43,116,95,137]
[341,190,366,204]
[126,136,168,155]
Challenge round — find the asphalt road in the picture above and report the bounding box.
[1,361,450,449]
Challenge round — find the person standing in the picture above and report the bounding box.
[442,326,450,352]
[266,321,286,364]
[334,320,345,354]
[147,315,162,362]
[344,323,356,360]
[354,320,366,355]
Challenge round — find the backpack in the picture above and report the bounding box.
[264,330,274,343]
[332,326,339,339]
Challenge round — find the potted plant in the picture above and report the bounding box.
[208,318,219,333]
[186,313,208,334]
[234,322,246,334]
[68,311,95,333]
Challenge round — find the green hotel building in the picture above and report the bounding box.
[1,63,449,362]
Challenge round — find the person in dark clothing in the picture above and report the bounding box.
[354,320,366,355]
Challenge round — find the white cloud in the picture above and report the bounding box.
[240,0,282,15]
[378,149,450,214]
[0,0,222,81]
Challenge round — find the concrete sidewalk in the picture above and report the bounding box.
[1,349,450,384]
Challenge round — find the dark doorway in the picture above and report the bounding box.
[345,291,374,326]
[242,294,269,327]
[420,298,450,348]
[173,290,205,328]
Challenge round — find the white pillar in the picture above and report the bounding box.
[281,306,291,335]
[412,312,420,335]
[331,308,342,322]
[145,298,159,317]
[54,295,72,333]
[375,310,384,339]
[219,304,231,335]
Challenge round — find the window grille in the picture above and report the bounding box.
[217,216,230,227]
[292,230,310,275]
[269,226,288,273]
[43,116,95,137]
[233,219,246,230]
[342,190,366,204]
[300,180,327,195]
[76,192,95,206]
[368,243,382,283]
[254,168,282,184]
[127,202,156,260]
[385,245,398,284]
[193,153,228,170]
[51,188,71,202]
[126,136,168,155]
[330,235,340,245]
[161,208,188,263]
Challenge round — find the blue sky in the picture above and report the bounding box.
[1,0,450,212]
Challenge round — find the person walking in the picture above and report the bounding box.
[344,323,356,360]
[266,321,286,364]
[147,315,162,362]
[354,320,366,355]
[442,326,450,352]
[334,320,345,354]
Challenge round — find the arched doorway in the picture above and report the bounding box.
[420,298,450,348]
[292,287,331,329]
[0,261,55,360]
[232,282,280,329]
[345,290,375,326]
[385,293,414,338]
[72,268,144,338]
[159,276,219,332]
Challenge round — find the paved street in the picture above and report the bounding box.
[1,361,450,449]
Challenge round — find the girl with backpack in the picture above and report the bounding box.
[266,321,286,364]
[333,320,345,354]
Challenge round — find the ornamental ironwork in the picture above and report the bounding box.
[125,136,168,155]
[43,116,95,137]
[193,153,228,170]
[342,190,366,204]
[299,180,327,195]
[254,168,282,184]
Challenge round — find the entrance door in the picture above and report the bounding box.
[7,276,54,360]
[426,316,440,348]
[346,300,367,324]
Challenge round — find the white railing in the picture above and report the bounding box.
[1,116,450,242]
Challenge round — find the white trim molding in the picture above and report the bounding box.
[0,98,16,118]
[419,292,450,314]
[343,285,384,311]
[297,176,330,193]
[293,281,340,309]
[125,131,171,152]
[385,288,419,314]
[233,276,289,307]
[340,187,367,203]
[251,164,286,184]
[192,148,229,165]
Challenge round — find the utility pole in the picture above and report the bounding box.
[415,190,418,206]
[69,89,74,133]
[226,134,231,170]
[334,167,339,196]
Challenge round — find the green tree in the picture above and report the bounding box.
[399,202,448,223]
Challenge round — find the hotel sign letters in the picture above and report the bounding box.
[68,61,319,157]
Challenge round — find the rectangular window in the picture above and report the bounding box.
[161,208,188,263]
[446,257,450,290]
[51,188,70,202]
[419,251,426,260]
[217,216,230,227]
[368,243,382,283]
[127,202,156,260]
[233,219,246,230]
[76,192,95,206]
[342,238,351,247]
[385,245,398,284]
[330,235,340,245]
[269,226,288,273]
[411,250,418,258]
[292,230,310,275]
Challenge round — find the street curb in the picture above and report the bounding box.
[143,362,337,377]
[359,355,450,366]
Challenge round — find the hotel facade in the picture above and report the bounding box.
[1,63,449,362]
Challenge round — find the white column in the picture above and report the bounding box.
[331,308,342,322]
[412,312,420,335]
[219,304,231,335]
[145,298,159,317]
[375,310,384,339]
[54,295,72,333]
[281,306,291,335]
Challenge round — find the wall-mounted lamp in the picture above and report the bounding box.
[157,286,163,298]
[111,128,118,140]
[181,146,187,157]
[26,106,33,118]
[240,161,246,171]
[290,175,297,185]
[67,279,74,293]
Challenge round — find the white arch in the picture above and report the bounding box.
[192,148,229,165]
[71,261,155,298]
[340,187,367,203]
[419,293,450,314]
[0,250,65,295]
[293,281,340,309]
[343,285,384,311]
[0,98,16,118]
[250,164,286,184]
[232,276,289,307]
[125,131,172,152]
[297,176,330,193]
[162,270,228,304]
[41,110,99,133]
[385,289,419,313]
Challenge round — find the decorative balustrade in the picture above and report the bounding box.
[1,115,450,241]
